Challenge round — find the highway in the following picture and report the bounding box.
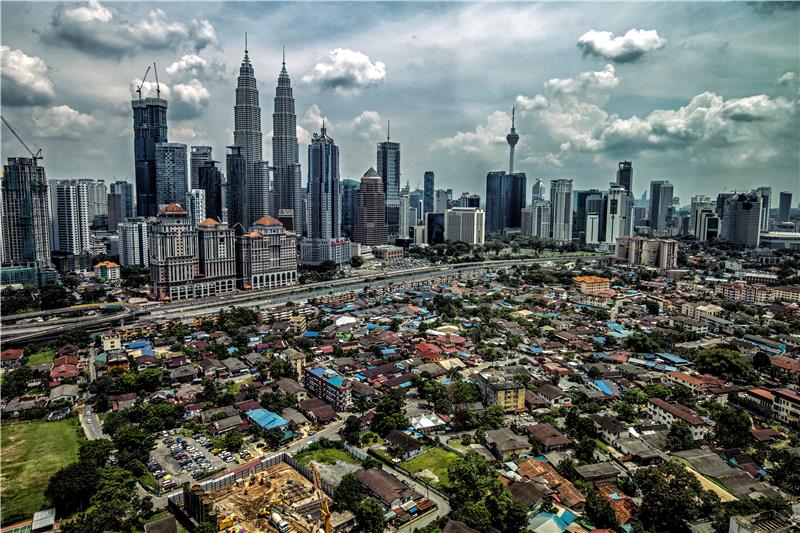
[1,254,606,344]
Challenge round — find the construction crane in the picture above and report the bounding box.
[135,65,151,100]
[1,115,43,162]
[153,61,161,99]
[310,464,332,533]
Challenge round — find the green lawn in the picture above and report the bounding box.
[25,347,56,367]
[294,447,360,466]
[401,447,460,489]
[1,419,85,525]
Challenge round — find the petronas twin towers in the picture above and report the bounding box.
[233,40,302,235]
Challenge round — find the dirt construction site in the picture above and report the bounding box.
[207,461,324,533]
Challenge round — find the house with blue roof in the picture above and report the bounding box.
[246,408,289,434]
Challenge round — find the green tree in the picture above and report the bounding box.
[371,389,409,437]
[636,461,720,531]
[355,498,385,533]
[556,458,578,481]
[221,429,244,452]
[447,452,497,503]
[334,473,364,512]
[752,351,771,370]
[666,421,695,452]
[585,488,619,529]
[693,348,752,382]
[480,404,505,429]
[455,501,491,531]
[770,450,800,495]
[341,415,362,446]
[194,523,216,533]
[645,300,660,315]
[713,406,751,448]
[40,283,74,310]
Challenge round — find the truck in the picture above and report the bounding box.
[270,512,290,533]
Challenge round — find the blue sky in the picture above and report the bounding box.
[1,1,798,203]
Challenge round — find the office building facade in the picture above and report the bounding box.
[155,142,188,209]
[237,215,298,290]
[196,218,236,296]
[354,168,388,246]
[550,179,573,243]
[110,180,134,220]
[198,161,223,222]
[119,217,149,266]
[148,204,198,300]
[521,200,551,239]
[190,146,212,190]
[445,207,485,245]
[2,157,51,267]
[616,161,633,194]
[423,171,435,215]
[778,191,792,223]
[485,171,526,234]
[272,56,303,235]
[226,146,248,231]
[721,192,762,248]
[649,180,674,231]
[377,139,400,238]
[132,96,168,217]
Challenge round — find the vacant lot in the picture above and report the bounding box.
[25,347,56,367]
[1,419,84,525]
[401,447,460,489]
[294,446,360,466]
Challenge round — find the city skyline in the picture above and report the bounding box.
[1,2,798,201]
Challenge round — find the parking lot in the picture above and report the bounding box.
[148,430,232,492]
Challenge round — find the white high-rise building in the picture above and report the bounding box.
[2,157,52,267]
[148,204,198,300]
[532,179,546,202]
[51,180,92,255]
[119,217,149,267]
[445,207,485,245]
[435,189,449,214]
[550,179,573,243]
[399,193,411,239]
[604,184,629,245]
[186,189,206,228]
[155,143,188,209]
[756,186,771,231]
[521,200,551,239]
[81,179,107,221]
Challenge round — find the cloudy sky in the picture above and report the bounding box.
[1,1,798,204]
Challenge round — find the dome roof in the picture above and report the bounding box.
[253,215,282,226]
[160,203,186,214]
[199,217,220,227]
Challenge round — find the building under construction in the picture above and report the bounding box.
[170,453,354,533]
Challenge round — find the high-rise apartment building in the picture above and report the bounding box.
[341,179,359,238]
[574,189,602,244]
[272,54,303,235]
[521,200,551,239]
[532,179,545,202]
[649,180,674,231]
[155,143,188,209]
[198,161,223,222]
[377,134,400,238]
[446,207,485,245]
[81,179,108,222]
[51,180,91,255]
[434,189,450,214]
[616,236,678,269]
[148,204,198,300]
[190,146,212,190]
[756,186,772,231]
[1,157,51,268]
[107,193,124,232]
[585,193,605,245]
[226,146,248,231]
[132,94,168,217]
[604,184,629,245]
[409,189,423,224]
[110,180,134,220]
[549,179,573,243]
[778,191,793,223]
[721,192,762,248]
[196,218,236,296]
[119,217,149,266]
[300,126,351,266]
[237,215,298,290]
[423,171,435,215]
[354,168,388,246]
[186,189,206,228]
[485,171,526,234]
[399,192,411,239]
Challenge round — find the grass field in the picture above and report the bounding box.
[25,347,56,367]
[1,418,85,525]
[401,447,460,489]
[294,447,360,466]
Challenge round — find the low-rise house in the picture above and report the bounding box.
[527,423,571,451]
[773,388,800,425]
[645,398,710,441]
[354,467,420,508]
[385,430,423,460]
[298,397,338,424]
[49,384,79,404]
[485,427,531,460]
[0,348,24,367]
[276,377,308,402]
[170,365,198,383]
[589,414,629,444]
[221,357,249,376]
[574,462,621,485]
[208,414,247,434]
[246,408,289,435]
[537,384,570,406]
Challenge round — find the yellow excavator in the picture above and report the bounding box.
[311,464,333,533]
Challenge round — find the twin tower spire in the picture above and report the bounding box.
[234,34,303,235]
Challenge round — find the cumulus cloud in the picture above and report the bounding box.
[129,77,210,120]
[777,71,797,86]
[1,46,55,107]
[302,48,386,94]
[295,105,384,141]
[166,54,207,78]
[45,1,218,57]
[577,29,667,63]
[436,64,797,169]
[31,105,96,139]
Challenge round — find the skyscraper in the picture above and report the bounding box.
[446,207,485,245]
[300,125,351,266]
[354,167,388,246]
[196,218,236,296]
[399,191,411,239]
[423,171,435,215]
[756,186,771,231]
[521,201,551,239]
[132,92,168,217]
[186,189,206,228]
[341,179,359,238]
[148,203,198,300]
[377,131,401,238]
[457,193,481,208]
[435,189,450,214]
[234,43,269,227]
[107,193,124,232]
[604,184,629,245]
[119,217,149,266]
[155,142,188,208]
[198,161,223,222]
[1,157,51,267]
[649,180,674,231]
[110,180,134,220]
[778,191,792,222]
[226,146,248,231]
[616,161,633,194]
[550,179,573,243]
[532,179,545,202]
[585,193,604,245]
[190,146,212,189]
[721,192,762,248]
[52,180,91,255]
[485,171,526,234]
[506,107,519,174]
[574,189,602,244]
[273,52,303,235]
[82,179,108,222]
